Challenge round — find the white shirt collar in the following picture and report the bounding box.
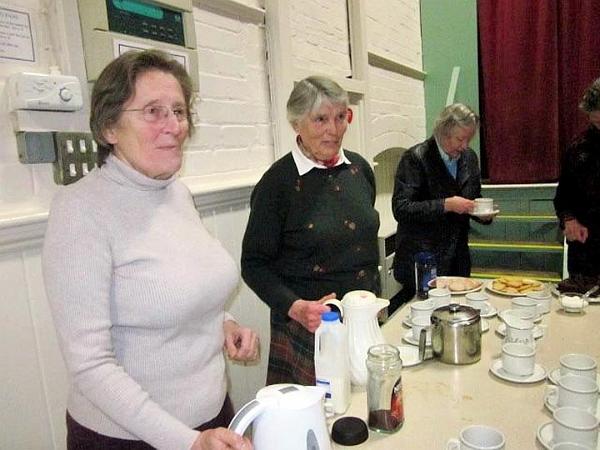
[291,143,351,176]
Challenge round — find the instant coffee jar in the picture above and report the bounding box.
[366,344,404,433]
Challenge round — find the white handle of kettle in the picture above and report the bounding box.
[228,398,271,436]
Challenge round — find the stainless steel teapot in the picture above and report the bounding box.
[418,303,481,365]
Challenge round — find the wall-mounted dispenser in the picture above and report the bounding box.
[77,0,199,90]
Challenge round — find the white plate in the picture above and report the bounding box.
[537,421,600,449]
[486,279,545,297]
[489,359,547,383]
[402,330,431,347]
[402,315,413,328]
[496,322,544,339]
[427,276,483,295]
[470,209,500,218]
[544,389,600,418]
[547,367,600,387]
[397,345,423,367]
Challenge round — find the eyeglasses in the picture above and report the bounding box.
[122,105,189,124]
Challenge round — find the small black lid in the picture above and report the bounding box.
[331,416,369,446]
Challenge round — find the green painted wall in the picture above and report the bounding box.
[420,0,480,154]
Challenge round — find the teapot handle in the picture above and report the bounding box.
[228,398,269,436]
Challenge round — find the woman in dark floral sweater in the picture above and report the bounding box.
[241,76,380,385]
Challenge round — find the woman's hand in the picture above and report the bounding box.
[191,428,252,450]
[564,218,589,243]
[288,293,336,332]
[444,196,475,214]
[223,320,259,362]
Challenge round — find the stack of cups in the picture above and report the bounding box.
[410,300,435,343]
[465,292,491,315]
[527,289,553,315]
[428,288,451,308]
[551,354,599,448]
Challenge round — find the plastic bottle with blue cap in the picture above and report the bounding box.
[314,311,351,416]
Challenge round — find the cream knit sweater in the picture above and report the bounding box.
[43,155,238,449]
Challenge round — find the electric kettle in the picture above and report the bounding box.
[228,384,331,450]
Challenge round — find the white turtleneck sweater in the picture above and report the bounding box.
[42,154,238,449]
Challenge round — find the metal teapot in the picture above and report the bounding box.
[419,303,481,365]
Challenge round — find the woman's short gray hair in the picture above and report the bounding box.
[286,76,349,127]
[433,103,480,140]
[579,78,600,113]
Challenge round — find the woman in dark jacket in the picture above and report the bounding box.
[554,78,600,278]
[241,76,380,385]
[392,103,491,303]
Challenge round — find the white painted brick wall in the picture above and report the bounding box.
[366,0,426,156]
[366,0,423,69]
[369,65,426,153]
[290,0,352,79]
[183,6,273,177]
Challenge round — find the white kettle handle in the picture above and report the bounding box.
[228,398,269,435]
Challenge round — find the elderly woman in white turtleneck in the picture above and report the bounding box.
[43,49,257,450]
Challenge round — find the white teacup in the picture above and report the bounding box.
[547,374,599,413]
[410,299,436,320]
[465,292,491,314]
[500,307,536,322]
[553,407,599,447]
[527,290,552,314]
[511,297,539,320]
[560,354,597,380]
[473,198,494,215]
[411,316,431,341]
[504,317,535,348]
[446,424,505,450]
[428,287,451,308]
[502,342,535,376]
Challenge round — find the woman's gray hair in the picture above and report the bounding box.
[579,78,600,113]
[286,76,349,127]
[433,103,480,140]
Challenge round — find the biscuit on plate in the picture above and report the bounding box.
[449,280,466,291]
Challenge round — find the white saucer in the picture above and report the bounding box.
[402,330,431,346]
[489,358,547,383]
[479,305,498,318]
[548,367,600,387]
[537,421,600,449]
[402,316,413,328]
[471,209,500,218]
[397,345,423,367]
[544,389,600,418]
[496,322,544,339]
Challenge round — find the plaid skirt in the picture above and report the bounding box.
[266,314,316,386]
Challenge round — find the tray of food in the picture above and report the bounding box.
[486,277,544,296]
[428,276,483,295]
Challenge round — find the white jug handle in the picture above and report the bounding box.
[228,398,269,435]
[323,298,344,318]
[446,438,460,450]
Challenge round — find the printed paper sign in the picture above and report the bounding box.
[0,5,34,62]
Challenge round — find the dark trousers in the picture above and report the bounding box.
[66,396,234,450]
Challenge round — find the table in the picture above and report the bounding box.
[335,285,600,449]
